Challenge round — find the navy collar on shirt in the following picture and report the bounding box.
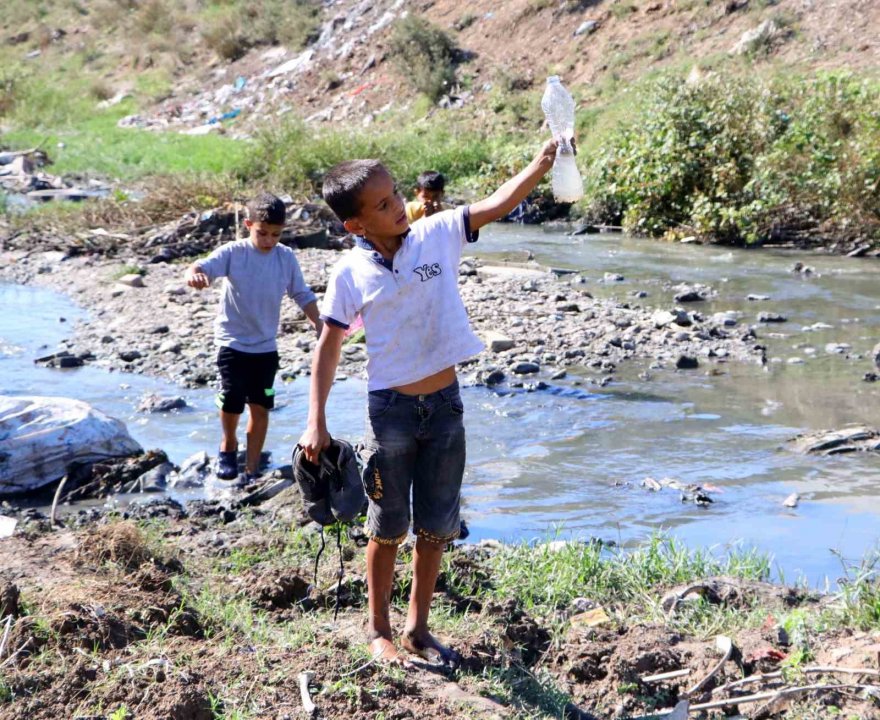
[354,233,409,272]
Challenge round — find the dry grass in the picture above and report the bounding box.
[75,521,152,571]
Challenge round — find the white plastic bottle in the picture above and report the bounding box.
[540,76,584,203]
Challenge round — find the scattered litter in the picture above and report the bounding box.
[641,477,714,505]
[789,426,880,455]
[570,606,611,628]
[298,670,317,716]
[0,148,110,205]
[0,516,16,539]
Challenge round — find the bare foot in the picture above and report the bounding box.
[402,628,461,668]
[369,637,412,668]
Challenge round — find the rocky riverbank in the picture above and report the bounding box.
[0,211,766,397]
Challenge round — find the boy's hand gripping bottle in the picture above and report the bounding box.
[541,76,584,203]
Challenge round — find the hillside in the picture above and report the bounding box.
[1,0,878,249]
[3,0,878,134]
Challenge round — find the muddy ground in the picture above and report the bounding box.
[1,500,879,720]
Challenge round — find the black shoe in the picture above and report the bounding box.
[216,450,238,479]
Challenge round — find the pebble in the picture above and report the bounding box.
[674,286,705,303]
[757,312,788,323]
[512,362,540,375]
[676,356,699,369]
[486,332,516,353]
[116,273,145,288]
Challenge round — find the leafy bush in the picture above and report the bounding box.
[585,71,880,245]
[388,16,458,103]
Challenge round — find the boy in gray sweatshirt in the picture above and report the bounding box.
[185,193,322,481]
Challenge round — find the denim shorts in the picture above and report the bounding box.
[360,380,465,545]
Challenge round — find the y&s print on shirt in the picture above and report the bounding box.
[413,263,442,282]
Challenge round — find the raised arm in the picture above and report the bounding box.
[469,139,558,232]
[298,323,346,463]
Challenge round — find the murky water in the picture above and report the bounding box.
[3,228,880,584]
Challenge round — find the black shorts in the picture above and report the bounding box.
[216,347,280,414]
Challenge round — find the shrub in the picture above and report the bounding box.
[388,16,458,103]
[245,0,320,49]
[200,6,250,61]
[584,71,880,245]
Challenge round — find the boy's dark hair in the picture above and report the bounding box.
[416,170,446,192]
[322,159,386,222]
[247,192,286,225]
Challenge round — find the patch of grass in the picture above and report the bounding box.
[3,108,252,181]
[829,548,880,629]
[486,534,770,617]
[110,265,146,281]
[611,1,638,19]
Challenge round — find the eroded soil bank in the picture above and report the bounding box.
[1,498,879,720]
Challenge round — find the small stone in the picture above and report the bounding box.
[512,362,540,375]
[148,324,170,334]
[100,335,115,344]
[116,273,145,288]
[757,312,787,323]
[486,332,515,353]
[118,350,142,362]
[674,286,705,303]
[712,312,738,327]
[824,343,851,354]
[747,294,770,301]
[603,272,624,282]
[484,369,506,386]
[139,394,187,413]
[58,356,84,368]
[158,340,182,354]
[672,309,692,327]
[556,302,580,313]
[652,310,676,328]
[676,356,699,370]
[550,369,567,380]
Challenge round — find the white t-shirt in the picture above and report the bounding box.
[321,206,485,391]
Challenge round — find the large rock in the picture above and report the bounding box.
[0,396,142,496]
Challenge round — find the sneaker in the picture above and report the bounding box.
[216,450,238,480]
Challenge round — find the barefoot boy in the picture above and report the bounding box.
[186,193,322,482]
[298,140,558,664]
[405,170,446,223]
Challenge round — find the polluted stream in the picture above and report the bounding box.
[2,226,880,585]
